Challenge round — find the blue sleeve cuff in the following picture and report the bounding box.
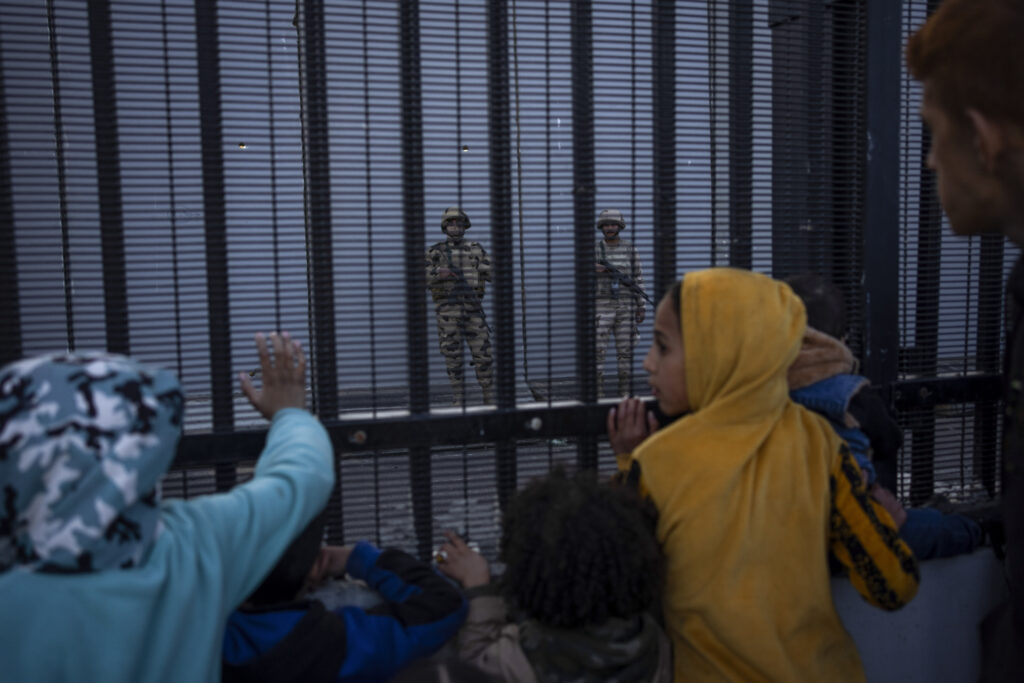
[269,406,312,425]
[345,541,382,579]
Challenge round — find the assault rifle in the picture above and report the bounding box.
[598,259,654,306]
[445,261,492,335]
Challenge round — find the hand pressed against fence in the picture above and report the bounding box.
[607,396,659,457]
[240,331,306,419]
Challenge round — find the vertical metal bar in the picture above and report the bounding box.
[976,234,1004,497]
[828,0,865,348]
[298,0,339,422]
[708,3,720,267]
[47,1,75,352]
[651,0,676,301]
[398,0,431,559]
[488,0,517,508]
[727,0,753,269]
[571,0,597,469]
[399,0,428,413]
[194,1,234,490]
[861,0,901,386]
[906,122,939,494]
[87,0,129,355]
[544,0,555,416]
[265,0,283,332]
[360,0,380,410]
[0,54,20,366]
[863,0,906,495]
[296,0,343,535]
[768,0,828,279]
[160,0,185,379]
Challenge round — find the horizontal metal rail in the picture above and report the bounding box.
[172,373,1003,468]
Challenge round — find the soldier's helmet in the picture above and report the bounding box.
[441,207,471,232]
[596,208,626,230]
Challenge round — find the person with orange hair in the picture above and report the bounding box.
[907,1,1024,677]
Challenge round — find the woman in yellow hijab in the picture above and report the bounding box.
[609,268,918,682]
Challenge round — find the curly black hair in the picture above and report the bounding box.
[498,467,663,628]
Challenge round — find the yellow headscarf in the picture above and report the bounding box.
[635,268,864,682]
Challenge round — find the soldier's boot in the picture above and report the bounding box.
[445,357,466,406]
[448,375,466,406]
[473,356,493,403]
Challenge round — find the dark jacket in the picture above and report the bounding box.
[983,255,1024,680]
[455,588,672,683]
[222,542,467,683]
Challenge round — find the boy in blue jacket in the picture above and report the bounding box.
[222,510,467,682]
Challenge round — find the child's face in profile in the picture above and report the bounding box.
[643,295,689,416]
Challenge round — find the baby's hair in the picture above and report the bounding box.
[784,272,845,340]
[247,510,326,606]
[498,467,663,628]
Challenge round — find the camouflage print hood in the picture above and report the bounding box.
[0,353,184,573]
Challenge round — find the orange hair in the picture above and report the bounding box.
[906,0,1024,126]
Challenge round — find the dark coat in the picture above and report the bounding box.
[982,254,1024,680]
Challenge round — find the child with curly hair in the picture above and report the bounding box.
[608,268,920,681]
[435,468,672,683]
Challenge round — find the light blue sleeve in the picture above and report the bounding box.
[178,407,335,609]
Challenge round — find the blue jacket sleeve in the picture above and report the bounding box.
[335,542,468,681]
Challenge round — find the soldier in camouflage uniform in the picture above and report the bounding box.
[425,207,493,405]
[595,208,647,397]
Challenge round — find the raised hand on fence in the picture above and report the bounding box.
[607,397,658,456]
[240,331,307,420]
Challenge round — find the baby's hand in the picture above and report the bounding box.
[607,397,658,456]
[307,545,354,588]
[870,484,908,529]
[435,531,490,589]
[240,331,306,420]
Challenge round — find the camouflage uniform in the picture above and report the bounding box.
[426,234,493,404]
[596,237,645,397]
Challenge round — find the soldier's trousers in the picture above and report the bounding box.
[595,296,639,397]
[434,302,493,402]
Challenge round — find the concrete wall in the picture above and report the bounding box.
[833,549,1008,682]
